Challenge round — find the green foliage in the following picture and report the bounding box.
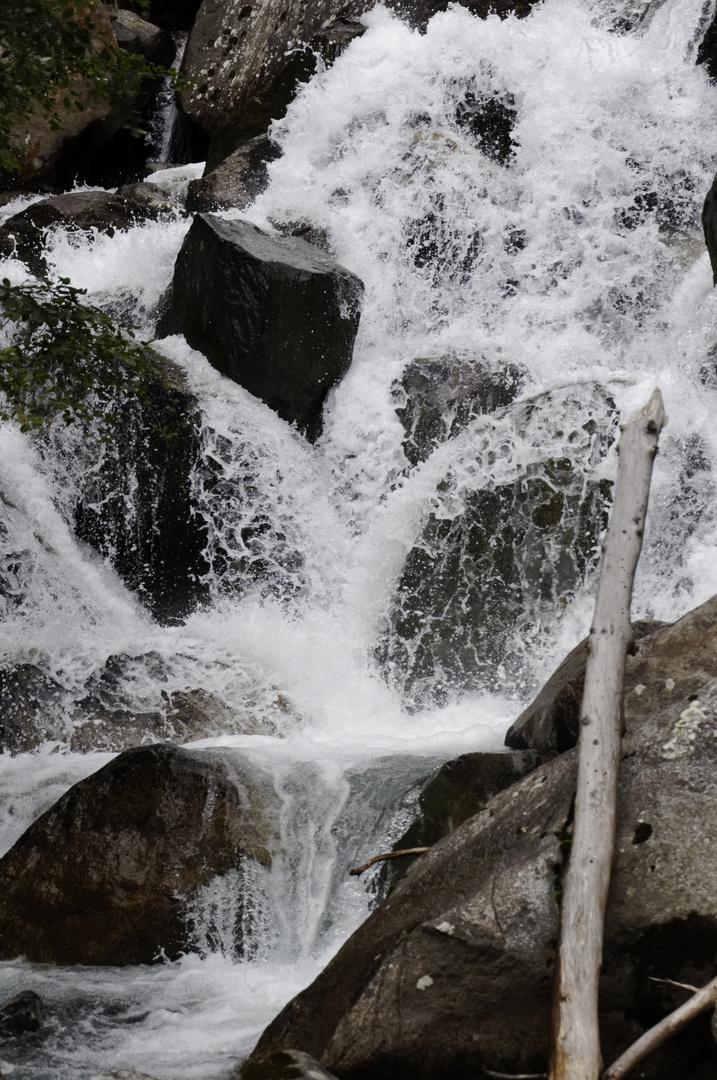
[0,276,163,433]
[0,0,179,174]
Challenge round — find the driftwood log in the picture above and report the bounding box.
[549,390,667,1080]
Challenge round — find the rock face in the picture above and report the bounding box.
[159,214,364,441]
[70,353,209,625]
[110,9,169,61]
[0,744,274,965]
[379,386,616,707]
[239,1050,340,1080]
[0,991,43,1038]
[0,184,180,278]
[244,595,717,1077]
[180,0,538,169]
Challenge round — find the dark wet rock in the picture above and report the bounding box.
[180,0,537,170]
[393,354,524,466]
[244,617,717,1077]
[185,134,280,212]
[0,664,67,754]
[454,86,518,165]
[110,9,168,60]
[377,749,542,892]
[698,10,717,83]
[70,353,209,625]
[0,991,44,1038]
[379,384,618,708]
[159,214,363,441]
[0,184,181,277]
[505,619,665,754]
[0,744,276,965]
[238,1049,339,1080]
[703,172,717,285]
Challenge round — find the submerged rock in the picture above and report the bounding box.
[0,664,66,754]
[0,744,275,965]
[0,991,43,1038]
[379,382,617,707]
[159,214,363,441]
[394,354,524,467]
[244,600,717,1076]
[0,184,180,278]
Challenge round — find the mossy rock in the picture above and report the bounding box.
[377,749,541,893]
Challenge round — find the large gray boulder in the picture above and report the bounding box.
[180,0,538,169]
[185,134,280,212]
[243,595,717,1076]
[0,744,276,965]
[159,214,363,441]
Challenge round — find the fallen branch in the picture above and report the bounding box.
[349,848,430,876]
[603,972,717,1080]
[550,389,667,1080]
[648,977,698,993]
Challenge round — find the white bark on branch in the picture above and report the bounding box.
[549,389,667,1080]
[602,973,717,1080]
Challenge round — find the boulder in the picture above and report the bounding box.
[393,354,524,467]
[0,991,43,1038]
[110,9,171,62]
[159,214,364,441]
[70,353,209,625]
[0,184,181,277]
[505,619,665,754]
[180,0,538,169]
[379,385,617,708]
[243,608,717,1076]
[506,594,717,755]
[0,744,275,965]
[377,749,542,892]
[185,134,281,212]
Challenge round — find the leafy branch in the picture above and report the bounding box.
[0,276,164,434]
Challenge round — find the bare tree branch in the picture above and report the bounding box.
[549,389,667,1080]
[603,972,717,1080]
[349,848,430,876]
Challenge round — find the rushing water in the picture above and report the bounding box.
[2,0,717,1074]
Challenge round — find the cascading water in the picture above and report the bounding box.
[2,0,717,1074]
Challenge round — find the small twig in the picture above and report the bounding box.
[349,847,430,876]
[603,972,717,1080]
[648,976,698,993]
[482,1070,548,1079]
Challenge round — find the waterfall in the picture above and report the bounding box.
[2,0,717,1073]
